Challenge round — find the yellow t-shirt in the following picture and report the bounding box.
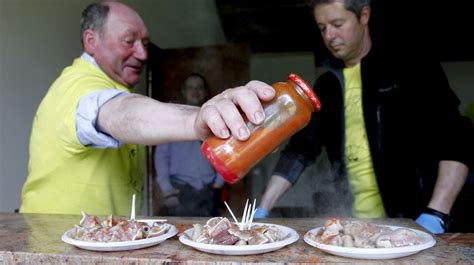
[464,101,474,124]
[20,57,144,216]
[343,64,386,218]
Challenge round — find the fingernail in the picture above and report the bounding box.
[239,127,250,139]
[221,128,230,138]
[254,111,264,123]
[264,88,275,97]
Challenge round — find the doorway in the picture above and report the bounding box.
[146,42,253,217]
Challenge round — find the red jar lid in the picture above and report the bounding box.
[288,73,321,112]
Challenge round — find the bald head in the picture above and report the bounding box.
[80,1,146,45]
[81,1,150,87]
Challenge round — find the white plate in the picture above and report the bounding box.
[179,223,299,255]
[304,225,436,260]
[61,224,177,251]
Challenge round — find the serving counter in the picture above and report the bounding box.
[0,213,472,264]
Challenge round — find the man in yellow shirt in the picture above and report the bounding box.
[255,0,473,234]
[20,1,275,216]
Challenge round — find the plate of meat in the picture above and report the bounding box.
[62,211,177,251]
[179,217,299,255]
[304,218,436,259]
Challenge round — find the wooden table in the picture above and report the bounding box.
[438,232,474,261]
[0,213,472,264]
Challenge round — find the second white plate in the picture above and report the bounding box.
[179,223,299,255]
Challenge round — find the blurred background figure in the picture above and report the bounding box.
[155,73,224,216]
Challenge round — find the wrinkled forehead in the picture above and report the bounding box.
[106,3,149,36]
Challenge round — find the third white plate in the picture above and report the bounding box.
[304,225,436,260]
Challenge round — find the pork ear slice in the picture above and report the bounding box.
[235,239,247,245]
[213,230,240,245]
[208,217,232,238]
[248,233,269,245]
[342,235,354,247]
[206,217,223,227]
[228,227,253,241]
[375,228,426,248]
[192,224,204,241]
[148,223,171,238]
[263,225,285,242]
[79,211,102,230]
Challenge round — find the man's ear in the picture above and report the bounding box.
[83,29,97,55]
[360,6,371,25]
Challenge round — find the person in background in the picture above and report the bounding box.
[155,73,224,216]
[254,0,473,234]
[20,1,275,216]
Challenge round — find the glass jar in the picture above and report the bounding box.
[201,74,321,184]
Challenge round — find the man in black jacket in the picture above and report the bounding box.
[254,0,473,234]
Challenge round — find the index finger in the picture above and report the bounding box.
[229,80,275,125]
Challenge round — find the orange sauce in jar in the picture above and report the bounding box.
[201,74,321,184]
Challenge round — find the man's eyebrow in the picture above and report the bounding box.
[121,29,149,40]
[123,29,138,36]
[329,18,344,24]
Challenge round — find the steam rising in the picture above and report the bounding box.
[252,148,354,218]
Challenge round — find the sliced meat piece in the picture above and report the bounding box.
[375,228,425,248]
[248,233,269,245]
[213,230,239,245]
[208,217,232,238]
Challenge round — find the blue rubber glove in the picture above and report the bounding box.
[253,207,269,218]
[416,213,445,234]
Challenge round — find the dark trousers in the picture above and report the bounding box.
[166,180,221,217]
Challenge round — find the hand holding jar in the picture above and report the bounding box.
[201,74,321,184]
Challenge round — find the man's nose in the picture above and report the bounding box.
[134,42,148,61]
[323,27,335,41]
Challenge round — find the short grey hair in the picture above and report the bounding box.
[80,2,110,45]
[310,0,370,20]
